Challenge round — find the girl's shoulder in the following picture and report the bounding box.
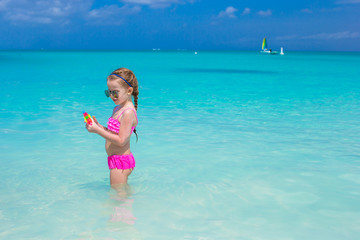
[113,106,137,122]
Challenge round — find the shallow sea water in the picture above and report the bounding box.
[0,51,360,239]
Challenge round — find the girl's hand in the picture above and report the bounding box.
[85,115,103,134]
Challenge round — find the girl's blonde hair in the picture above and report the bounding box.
[108,67,139,110]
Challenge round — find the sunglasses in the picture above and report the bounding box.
[105,90,119,98]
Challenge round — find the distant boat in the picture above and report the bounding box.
[280,47,284,55]
[260,37,278,54]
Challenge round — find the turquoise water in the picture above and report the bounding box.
[1,50,360,239]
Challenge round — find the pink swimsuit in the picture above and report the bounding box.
[107,108,138,134]
[107,108,138,170]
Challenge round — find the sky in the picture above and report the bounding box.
[0,0,359,51]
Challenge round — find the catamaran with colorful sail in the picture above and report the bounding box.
[260,37,278,54]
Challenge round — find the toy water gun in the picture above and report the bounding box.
[83,111,93,125]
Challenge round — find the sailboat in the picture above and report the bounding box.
[260,37,278,54]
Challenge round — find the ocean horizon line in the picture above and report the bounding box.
[0,49,360,53]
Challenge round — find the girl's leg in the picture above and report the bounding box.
[110,168,133,186]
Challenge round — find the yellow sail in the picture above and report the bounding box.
[262,38,267,50]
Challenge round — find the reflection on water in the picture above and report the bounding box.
[108,184,136,225]
[104,184,141,239]
[78,184,141,239]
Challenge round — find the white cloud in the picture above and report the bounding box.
[242,7,251,15]
[301,8,312,14]
[87,4,141,25]
[0,0,195,26]
[0,0,9,11]
[7,13,52,24]
[275,35,298,41]
[218,6,238,18]
[119,0,191,8]
[257,9,272,17]
[0,0,93,24]
[336,0,360,4]
[276,32,360,41]
[303,31,360,40]
[88,5,141,18]
[320,7,342,12]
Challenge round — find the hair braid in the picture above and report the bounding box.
[132,86,139,111]
[129,71,139,142]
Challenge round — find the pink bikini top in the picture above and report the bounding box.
[107,108,138,134]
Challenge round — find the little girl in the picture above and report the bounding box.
[86,68,139,186]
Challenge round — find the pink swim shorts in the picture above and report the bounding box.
[108,153,136,170]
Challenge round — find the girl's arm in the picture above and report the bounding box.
[86,111,135,147]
